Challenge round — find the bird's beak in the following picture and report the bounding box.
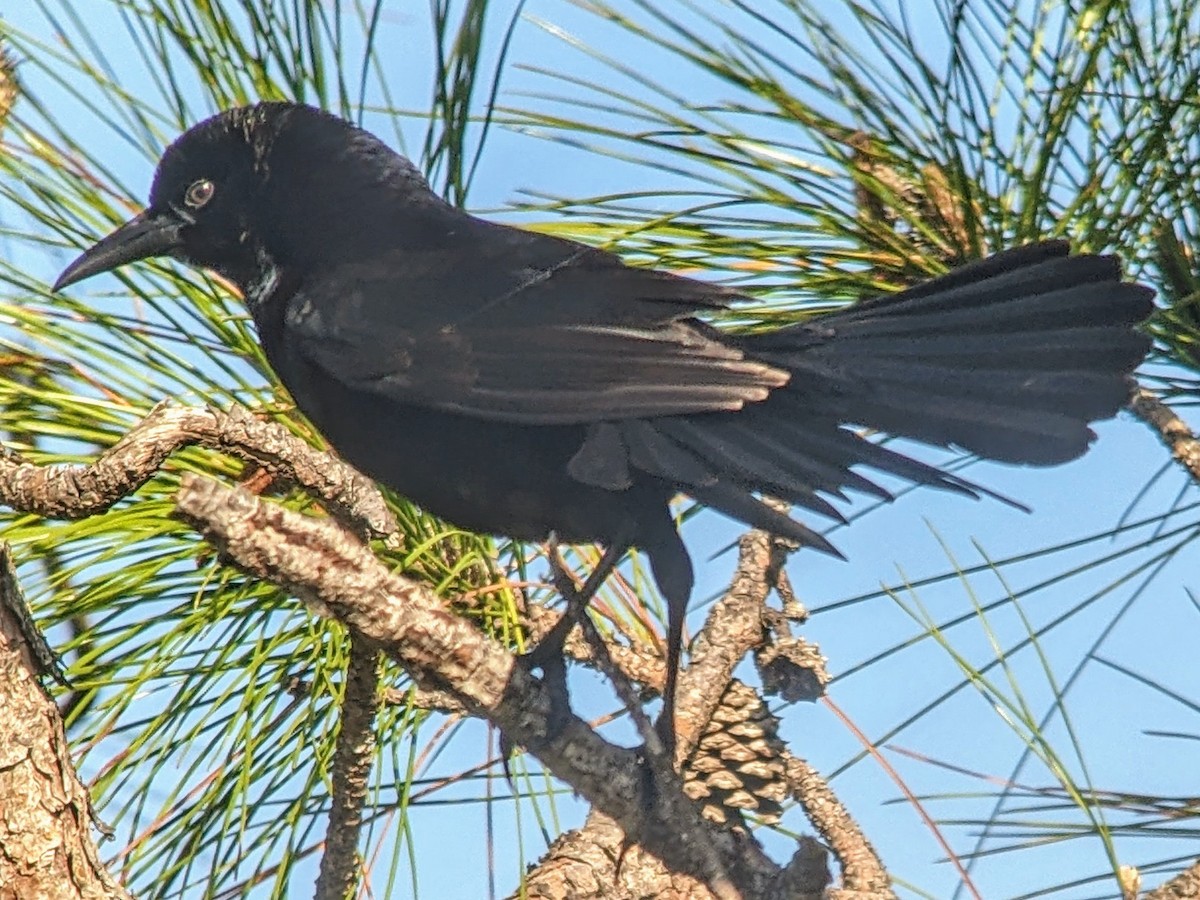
[53,208,184,292]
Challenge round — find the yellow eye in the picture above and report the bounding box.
[184,179,215,209]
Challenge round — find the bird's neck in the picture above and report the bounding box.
[238,247,303,380]
[241,245,287,314]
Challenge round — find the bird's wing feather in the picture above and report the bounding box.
[284,222,792,424]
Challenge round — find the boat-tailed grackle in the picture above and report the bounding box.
[54,102,1155,755]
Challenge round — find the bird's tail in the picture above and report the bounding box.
[743,240,1153,465]
[623,241,1154,551]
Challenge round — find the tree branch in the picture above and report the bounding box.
[513,810,740,900]
[1129,386,1200,484]
[674,526,784,757]
[1144,858,1200,900]
[781,753,894,898]
[520,522,886,896]
[0,544,132,899]
[314,634,381,900]
[0,401,397,539]
[173,474,788,899]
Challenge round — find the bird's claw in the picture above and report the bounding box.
[501,630,574,790]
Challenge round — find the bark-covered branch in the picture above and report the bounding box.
[1144,858,1200,899]
[0,402,403,899]
[674,526,788,758]
[520,526,889,898]
[0,400,900,896]
[173,473,787,899]
[0,401,397,539]
[314,634,380,900]
[513,810,794,900]
[0,544,132,899]
[1130,386,1200,484]
[781,753,893,898]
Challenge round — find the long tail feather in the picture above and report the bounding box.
[743,242,1154,464]
[621,241,1153,553]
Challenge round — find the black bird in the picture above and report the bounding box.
[54,102,1154,752]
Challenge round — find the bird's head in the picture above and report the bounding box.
[54,102,433,296]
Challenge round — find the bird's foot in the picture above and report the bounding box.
[500,611,575,786]
[545,539,673,765]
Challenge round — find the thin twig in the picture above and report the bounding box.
[1129,386,1200,484]
[781,753,894,898]
[314,634,381,900]
[674,527,780,760]
[546,545,663,757]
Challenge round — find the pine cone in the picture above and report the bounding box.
[681,680,789,826]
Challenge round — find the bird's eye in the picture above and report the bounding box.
[184,179,216,209]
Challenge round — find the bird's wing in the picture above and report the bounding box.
[284,222,792,424]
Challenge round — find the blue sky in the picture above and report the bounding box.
[4,2,1198,898]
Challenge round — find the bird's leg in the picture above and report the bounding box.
[518,535,627,675]
[654,606,683,762]
[502,536,631,775]
[644,526,695,765]
[545,542,664,759]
